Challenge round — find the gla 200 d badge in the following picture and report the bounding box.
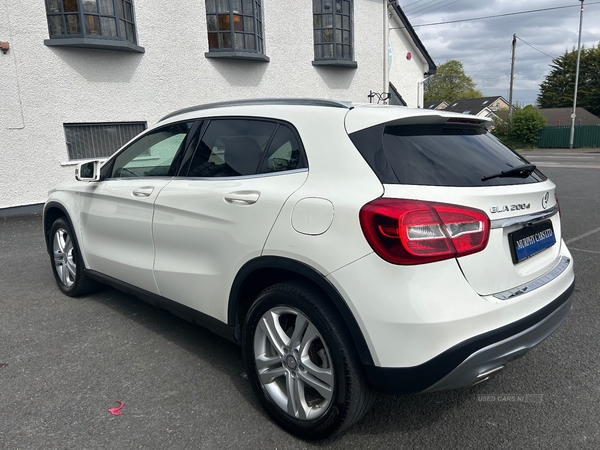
[490,203,531,214]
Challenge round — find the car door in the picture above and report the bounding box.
[152,118,308,321]
[80,121,196,293]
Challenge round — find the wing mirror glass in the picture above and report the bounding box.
[75,161,102,182]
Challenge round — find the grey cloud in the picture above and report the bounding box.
[398,0,600,104]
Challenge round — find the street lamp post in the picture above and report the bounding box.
[569,0,585,150]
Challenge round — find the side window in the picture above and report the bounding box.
[259,125,306,173]
[187,119,276,177]
[109,122,193,178]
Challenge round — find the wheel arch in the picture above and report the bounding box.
[229,256,375,366]
[43,202,76,255]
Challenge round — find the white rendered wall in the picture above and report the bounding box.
[387,12,430,108]
[0,0,428,209]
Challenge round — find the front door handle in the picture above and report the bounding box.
[132,186,154,198]
[224,191,260,205]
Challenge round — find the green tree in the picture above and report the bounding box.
[491,106,546,148]
[510,106,547,147]
[491,108,511,140]
[424,60,483,103]
[538,45,600,116]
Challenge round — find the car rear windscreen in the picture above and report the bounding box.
[349,123,546,187]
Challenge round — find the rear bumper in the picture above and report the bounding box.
[364,280,574,394]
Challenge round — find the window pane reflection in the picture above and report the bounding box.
[46,0,138,43]
[84,14,100,34]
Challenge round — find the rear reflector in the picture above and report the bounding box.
[360,198,490,265]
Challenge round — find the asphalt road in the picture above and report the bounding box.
[1,150,599,449]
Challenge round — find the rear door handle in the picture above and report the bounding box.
[132,186,155,197]
[224,191,260,205]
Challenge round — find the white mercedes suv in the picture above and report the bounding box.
[44,99,574,439]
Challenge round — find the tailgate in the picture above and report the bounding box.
[383,180,562,295]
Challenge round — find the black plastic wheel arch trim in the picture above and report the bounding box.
[85,270,237,343]
[43,202,78,255]
[364,280,575,394]
[228,256,375,366]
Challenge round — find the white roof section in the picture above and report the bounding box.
[156,98,491,134]
[344,104,492,133]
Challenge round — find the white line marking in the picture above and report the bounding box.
[569,247,600,255]
[528,156,595,159]
[566,226,600,244]
[535,164,600,169]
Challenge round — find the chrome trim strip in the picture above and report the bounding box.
[490,204,559,229]
[492,256,571,300]
[176,168,309,181]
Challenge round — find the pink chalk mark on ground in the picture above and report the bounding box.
[108,401,124,415]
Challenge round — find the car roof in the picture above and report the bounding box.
[159,98,352,122]
[157,98,492,133]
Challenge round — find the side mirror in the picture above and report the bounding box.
[75,160,102,182]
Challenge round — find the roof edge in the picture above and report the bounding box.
[159,98,352,122]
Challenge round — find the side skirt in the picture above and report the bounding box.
[85,269,237,343]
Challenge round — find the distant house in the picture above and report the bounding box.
[424,101,448,110]
[538,108,600,126]
[443,96,510,119]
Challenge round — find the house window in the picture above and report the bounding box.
[64,122,147,160]
[312,0,356,68]
[204,0,269,61]
[44,0,144,52]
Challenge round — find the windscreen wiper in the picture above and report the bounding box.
[481,164,537,182]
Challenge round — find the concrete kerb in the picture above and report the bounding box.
[0,203,44,218]
[518,147,600,154]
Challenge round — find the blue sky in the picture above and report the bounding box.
[397,0,600,105]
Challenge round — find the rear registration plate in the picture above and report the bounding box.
[509,220,556,264]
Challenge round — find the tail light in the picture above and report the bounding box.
[359,198,490,265]
[555,193,561,217]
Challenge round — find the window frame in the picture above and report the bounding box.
[204,0,269,62]
[312,0,356,68]
[44,0,144,53]
[180,117,308,179]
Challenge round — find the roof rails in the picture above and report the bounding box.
[159,98,352,122]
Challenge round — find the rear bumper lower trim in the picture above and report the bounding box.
[364,280,574,394]
[422,294,572,392]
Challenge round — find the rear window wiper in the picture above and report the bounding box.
[481,164,537,182]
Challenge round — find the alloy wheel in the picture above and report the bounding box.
[53,228,76,288]
[253,306,335,420]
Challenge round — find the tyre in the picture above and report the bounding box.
[242,281,375,440]
[49,218,98,297]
